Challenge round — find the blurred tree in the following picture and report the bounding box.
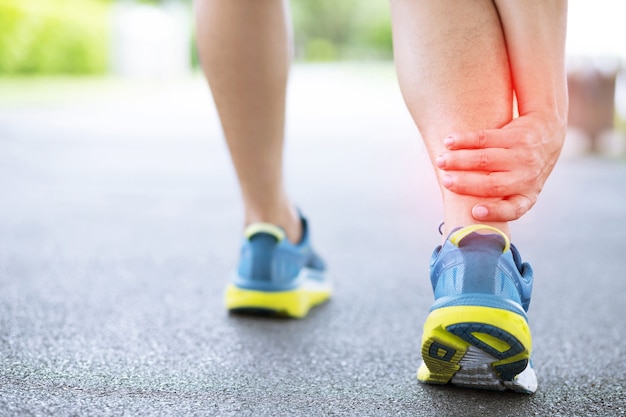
[0,0,109,75]
[0,0,392,75]
[290,0,392,61]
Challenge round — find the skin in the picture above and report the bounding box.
[391,0,568,237]
[439,0,569,226]
[194,0,301,243]
[195,0,568,241]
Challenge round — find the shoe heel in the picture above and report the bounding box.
[418,305,532,389]
[225,285,309,318]
[225,271,331,319]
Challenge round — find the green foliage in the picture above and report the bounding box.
[304,38,339,62]
[616,112,626,136]
[290,0,393,61]
[0,0,109,75]
[0,0,392,74]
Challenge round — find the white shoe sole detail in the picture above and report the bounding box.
[503,362,538,394]
[443,346,537,393]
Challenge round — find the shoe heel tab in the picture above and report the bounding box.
[244,223,286,242]
[449,224,510,253]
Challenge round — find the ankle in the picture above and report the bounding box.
[442,209,510,239]
[442,193,510,240]
[442,221,510,241]
[244,203,302,244]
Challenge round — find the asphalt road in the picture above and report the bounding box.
[1,65,625,416]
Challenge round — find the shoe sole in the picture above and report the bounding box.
[417,304,537,393]
[225,282,331,319]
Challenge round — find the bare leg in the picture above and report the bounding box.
[391,0,513,237]
[194,0,301,242]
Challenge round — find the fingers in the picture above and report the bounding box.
[436,148,513,172]
[472,194,535,222]
[439,117,563,222]
[440,162,539,222]
[444,129,509,150]
[441,171,522,198]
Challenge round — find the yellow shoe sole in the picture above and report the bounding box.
[225,283,331,319]
[417,305,536,393]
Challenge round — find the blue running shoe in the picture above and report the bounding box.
[417,224,538,393]
[225,215,331,318]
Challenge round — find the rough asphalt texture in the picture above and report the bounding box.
[1,65,625,416]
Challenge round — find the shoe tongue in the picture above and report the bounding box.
[244,223,286,242]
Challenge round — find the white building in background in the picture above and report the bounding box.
[110,1,191,79]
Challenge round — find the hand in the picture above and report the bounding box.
[435,113,566,222]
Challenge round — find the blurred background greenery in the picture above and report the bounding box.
[0,0,110,75]
[290,0,392,62]
[0,0,392,76]
[0,0,623,145]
